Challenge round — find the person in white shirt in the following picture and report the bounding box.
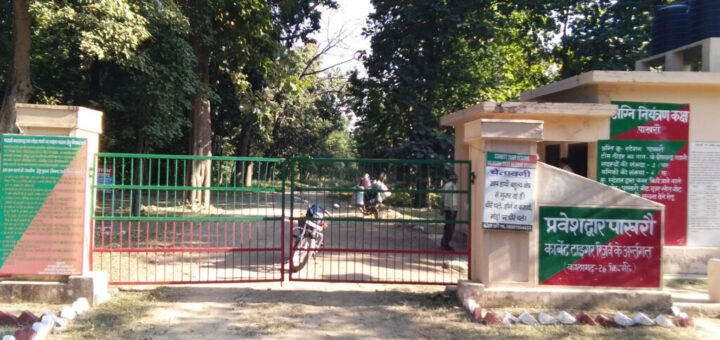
[441,173,459,251]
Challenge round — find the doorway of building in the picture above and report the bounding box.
[568,143,588,177]
[545,144,560,167]
[542,143,588,177]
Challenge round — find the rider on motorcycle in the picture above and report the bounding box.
[358,174,388,204]
[356,174,374,206]
[355,174,390,218]
[368,179,389,204]
[360,173,372,190]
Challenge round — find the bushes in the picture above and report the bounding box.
[383,192,441,208]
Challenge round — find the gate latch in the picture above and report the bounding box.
[470,171,476,184]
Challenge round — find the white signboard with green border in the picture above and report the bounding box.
[482,152,536,231]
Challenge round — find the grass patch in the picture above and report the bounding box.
[54,291,155,340]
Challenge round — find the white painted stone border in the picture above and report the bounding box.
[1,297,92,340]
[461,297,695,328]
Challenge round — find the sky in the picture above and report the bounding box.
[310,0,373,77]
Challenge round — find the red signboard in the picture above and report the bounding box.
[601,101,689,245]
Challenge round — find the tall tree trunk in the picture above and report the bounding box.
[238,122,252,157]
[0,0,32,134]
[264,116,282,158]
[132,132,147,216]
[189,38,212,208]
[236,123,254,187]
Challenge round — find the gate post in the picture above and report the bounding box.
[0,104,108,305]
[464,119,543,286]
[15,104,103,276]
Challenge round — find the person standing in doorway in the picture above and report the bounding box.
[559,157,574,173]
[441,173,459,251]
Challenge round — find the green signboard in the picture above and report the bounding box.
[611,101,689,140]
[600,101,689,246]
[0,135,88,275]
[539,206,661,287]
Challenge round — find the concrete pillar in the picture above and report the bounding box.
[587,141,598,180]
[709,259,720,302]
[15,104,103,275]
[635,60,651,71]
[702,38,720,72]
[665,52,687,72]
[454,126,470,245]
[536,142,546,163]
[464,119,543,286]
[559,143,569,159]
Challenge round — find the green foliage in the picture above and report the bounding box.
[0,1,10,96]
[351,0,555,160]
[32,0,150,68]
[2,0,344,157]
[99,1,200,152]
[29,0,199,153]
[318,129,357,159]
[553,0,672,78]
[383,192,440,209]
[176,0,343,158]
[212,43,351,159]
[4,0,671,161]
[351,1,671,160]
[382,192,413,208]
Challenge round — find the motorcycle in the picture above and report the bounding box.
[291,203,331,273]
[356,180,390,219]
[356,188,381,219]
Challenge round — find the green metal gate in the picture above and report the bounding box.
[91,153,286,284]
[288,158,471,285]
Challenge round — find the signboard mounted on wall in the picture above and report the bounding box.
[96,164,115,194]
[598,101,689,246]
[0,135,88,275]
[482,152,537,231]
[687,142,720,246]
[539,206,662,288]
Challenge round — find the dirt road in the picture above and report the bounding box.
[49,280,720,340]
[85,282,468,339]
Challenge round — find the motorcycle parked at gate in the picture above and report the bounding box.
[291,203,331,272]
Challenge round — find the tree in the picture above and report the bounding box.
[26,0,201,154]
[554,0,671,78]
[96,2,200,154]
[350,1,556,207]
[0,0,31,134]
[0,1,12,98]
[177,0,336,206]
[351,0,555,160]
[1,1,342,158]
[211,43,351,160]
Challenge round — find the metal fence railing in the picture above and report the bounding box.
[288,158,471,285]
[91,153,285,284]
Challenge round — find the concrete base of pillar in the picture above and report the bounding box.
[0,271,109,306]
[663,246,720,275]
[457,280,672,310]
